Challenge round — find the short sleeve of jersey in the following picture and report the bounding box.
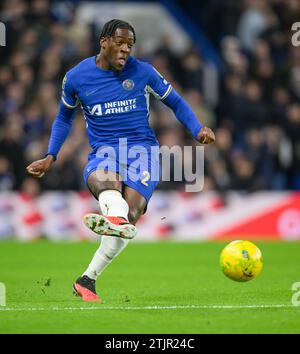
[61,72,78,109]
[146,65,172,100]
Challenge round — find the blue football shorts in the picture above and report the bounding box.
[83,143,160,204]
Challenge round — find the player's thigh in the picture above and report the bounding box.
[123,186,147,225]
[87,170,122,199]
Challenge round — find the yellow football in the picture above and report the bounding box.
[220,240,263,282]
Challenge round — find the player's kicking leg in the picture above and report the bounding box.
[73,171,146,302]
[83,170,137,239]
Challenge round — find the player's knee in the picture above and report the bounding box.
[87,171,122,198]
[98,181,120,193]
[128,206,143,225]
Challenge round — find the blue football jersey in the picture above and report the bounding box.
[61,56,172,149]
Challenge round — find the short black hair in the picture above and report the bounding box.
[100,19,136,43]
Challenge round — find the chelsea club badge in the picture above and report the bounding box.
[122,79,135,90]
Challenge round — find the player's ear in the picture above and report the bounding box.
[100,37,107,49]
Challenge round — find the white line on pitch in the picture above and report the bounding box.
[0,304,297,312]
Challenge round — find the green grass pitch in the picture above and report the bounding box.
[0,240,300,334]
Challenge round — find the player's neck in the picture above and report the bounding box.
[96,54,116,72]
[95,53,108,70]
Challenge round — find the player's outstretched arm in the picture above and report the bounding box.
[146,64,215,144]
[162,88,215,145]
[26,100,76,178]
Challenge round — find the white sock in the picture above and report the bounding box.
[83,236,129,280]
[98,189,129,220]
[83,189,131,280]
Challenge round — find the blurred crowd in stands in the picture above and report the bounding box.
[0,0,300,196]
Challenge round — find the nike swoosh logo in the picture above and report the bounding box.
[86,89,98,96]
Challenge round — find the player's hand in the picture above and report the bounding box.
[26,155,54,178]
[197,126,215,145]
